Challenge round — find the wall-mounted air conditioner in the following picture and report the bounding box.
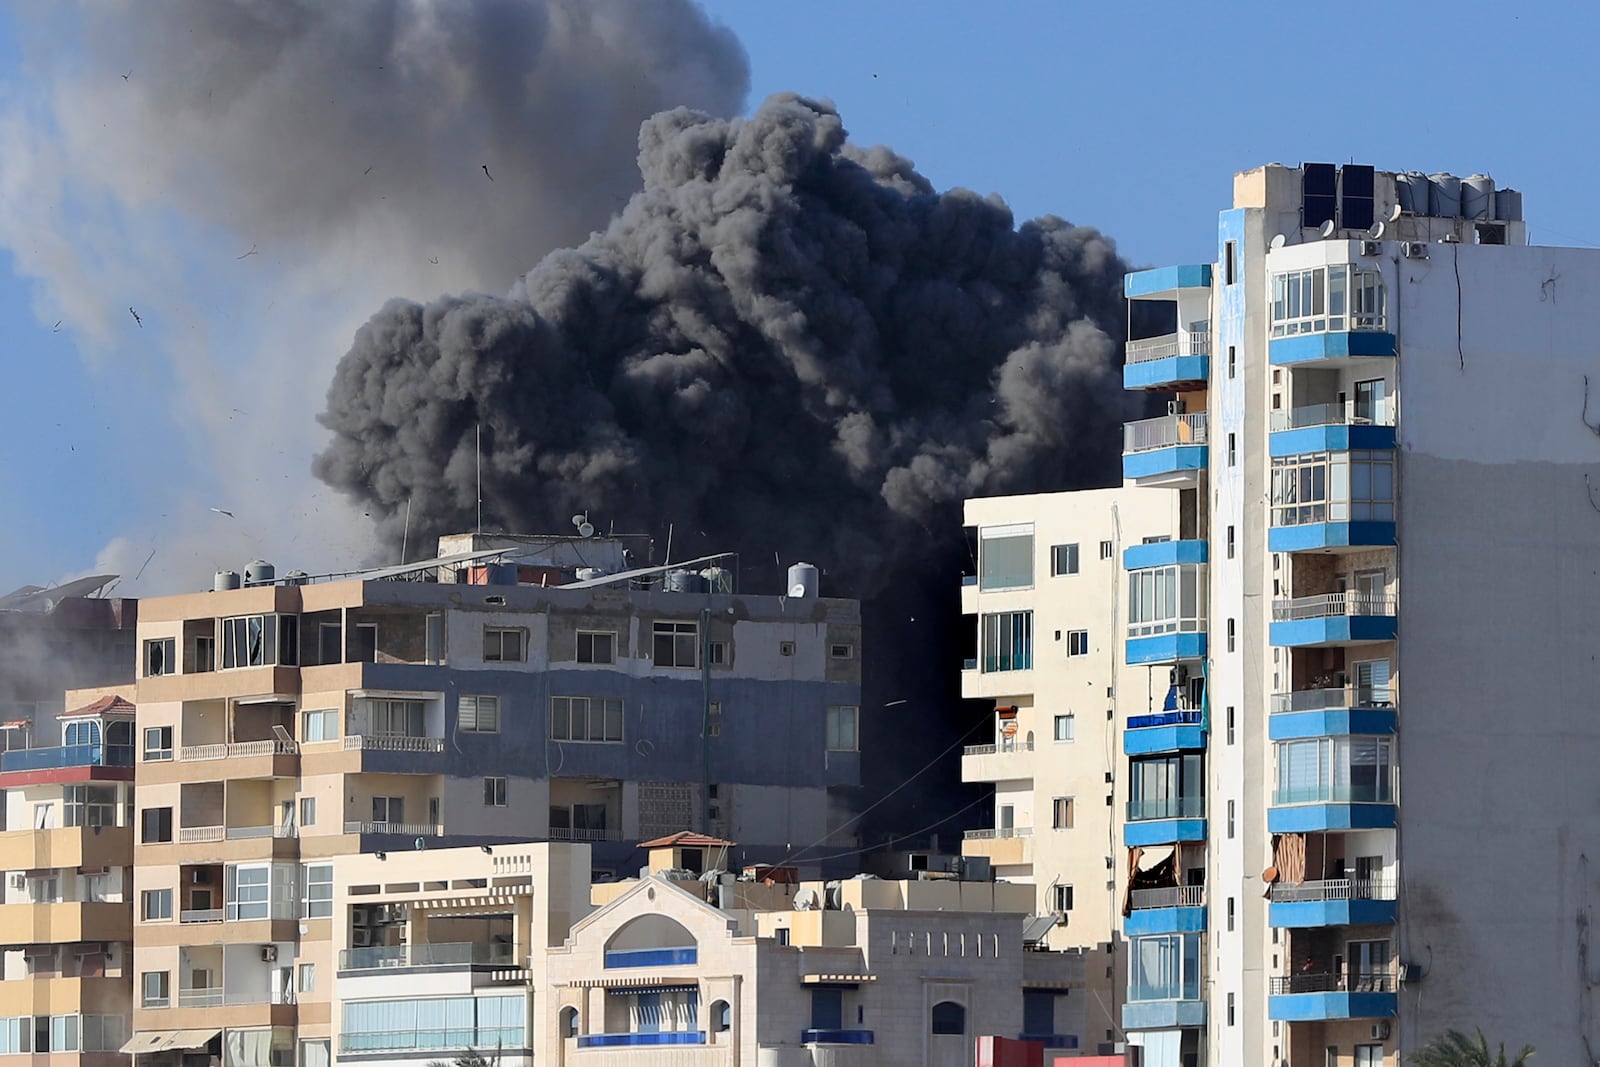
[350,906,371,926]
[351,929,373,947]
[1359,240,1382,256]
[1402,242,1429,260]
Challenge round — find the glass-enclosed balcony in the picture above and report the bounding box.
[1270,735,1396,832]
[1270,685,1397,740]
[1269,449,1395,552]
[1270,592,1396,647]
[1125,560,1207,666]
[1123,931,1207,1031]
[1123,413,1207,485]
[0,743,134,773]
[1268,262,1395,367]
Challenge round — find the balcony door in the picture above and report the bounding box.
[1353,659,1391,707]
[1354,379,1388,425]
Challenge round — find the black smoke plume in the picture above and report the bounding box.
[316,93,1138,838]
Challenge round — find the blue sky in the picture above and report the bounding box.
[2,0,1597,597]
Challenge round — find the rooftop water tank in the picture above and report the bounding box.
[575,567,607,582]
[1462,174,1495,220]
[283,570,310,587]
[213,570,241,592]
[787,562,819,599]
[1494,187,1523,222]
[243,560,275,587]
[1428,173,1462,218]
[1395,171,1429,215]
[700,567,733,594]
[664,569,707,594]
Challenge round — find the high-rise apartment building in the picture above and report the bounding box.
[119,537,860,1067]
[966,163,1596,1066]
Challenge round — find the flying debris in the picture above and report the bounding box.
[209,507,234,518]
[128,307,142,327]
[236,244,258,259]
[50,320,61,332]
[481,164,493,182]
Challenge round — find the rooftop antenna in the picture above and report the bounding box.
[665,523,674,565]
[400,496,413,566]
[475,422,482,535]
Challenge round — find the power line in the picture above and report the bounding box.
[788,790,995,867]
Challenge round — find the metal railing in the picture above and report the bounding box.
[1270,971,1395,994]
[963,827,1034,840]
[339,941,517,971]
[1123,413,1208,454]
[179,908,223,924]
[1128,885,1206,910]
[178,826,225,843]
[227,823,297,840]
[344,821,444,836]
[176,988,291,1008]
[963,740,1035,756]
[1127,710,1203,730]
[1268,877,1395,903]
[181,739,298,761]
[1272,783,1393,806]
[1125,332,1211,364]
[1271,592,1396,621]
[344,734,445,753]
[1270,686,1395,713]
[1126,796,1204,821]
[0,744,134,772]
[547,827,622,842]
[1270,401,1394,432]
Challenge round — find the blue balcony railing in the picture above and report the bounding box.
[802,1030,874,1045]
[603,947,697,969]
[1127,710,1203,730]
[577,1032,706,1048]
[0,744,134,772]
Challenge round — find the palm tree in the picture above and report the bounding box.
[1410,1028,1534,1067]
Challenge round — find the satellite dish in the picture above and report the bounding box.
[571,514,586,527]
[1269,234,1287,250]
[577,522,595,539]
[1319,220,1337,238]
[1388,202,1403,222]
[792,888,819,911]
[1369,221,1387,239]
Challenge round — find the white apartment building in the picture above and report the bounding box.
[968,163,1597,1067]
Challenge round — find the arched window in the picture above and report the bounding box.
[931,1001,966,1035]
[559,1006,579,1039]
[709,1000,731,1033]
[65,721,100,747]
[106,721,132,746]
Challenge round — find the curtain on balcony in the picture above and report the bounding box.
[1122,846,1178,916]
[1263,833,1306,894]
[224,1029,271,1067]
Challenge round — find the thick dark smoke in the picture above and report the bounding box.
[317,93,1139,838]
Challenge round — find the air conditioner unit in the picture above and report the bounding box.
[7,873,23,890]
[1359,240,1382,256]
[350,929,373,947]
[1402,242,1429,260]
[1399,962,1423,982]
[373,905,395,924]
[260,945,277,963]
[1371,1021,1391,1040]
[1169,665,1188,687]
[191,869,213,885]
[350,906,371,926]
[1166,400,1184,416]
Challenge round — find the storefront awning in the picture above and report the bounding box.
[121,1030,220,1055]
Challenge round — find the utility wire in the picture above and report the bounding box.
[786,790,995,867]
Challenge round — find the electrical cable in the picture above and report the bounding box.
[788,790,995,867]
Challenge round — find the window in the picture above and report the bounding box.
[709,641,728,666]
[1226,525,1235,559]
[143,725,173,762]
[1067,630,1089,656]
[371,796,405,825]
[1227,618,1236,652]
[1128,932,1203,1002]
[298,963,316,993]
[1355,377,1389,425]
[1227,896,1236,931]
[1276,736,1394,804]
[549,696,624,743]
[1227,706,1236,745]
[1271,450,1395,526]
[366,699,424,738]
[484,777,507,806]
[1227,800,1235,839]
[576,631,615,664]
[142,970,170,1008]
[64,784,116,828]
[301,864,332,918]
[930,1001,966,1036]
[141,806,172,843]
[300,709,337,743]
[483,627,526,663]
[560,1006,580,1039]
[1354,1045,1384,1067]
[980,610,1033,672]
[1050,543,1079,577]
[1228,433,1237,466]
[1225,241,1237,285]
[1099,539,1114,560]
[142,889,173,921]
[651,621,699,668]
[1128,753,1204,820]
[341,994,525,1053]
[775,927,790,946]
[1271,264,1386,336]
[979,524,1035,589]
[1127,566,1206,637]
[826,706,859,751]
[145,637,175,677]
[1227,991,1235,1026]
[319,623,343,664]
[1052,797,1075,829]
[1227,343,1237,378]
[1053,884,1074,912]
[1353,659,1393,706]
[830,643,854,660]
[221,613,297,668]
[1054,714,1075,742]
[227,863,271,920]
[458,695,500,733]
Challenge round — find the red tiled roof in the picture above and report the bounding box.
[638,831,736,849]
[59,695,135,719]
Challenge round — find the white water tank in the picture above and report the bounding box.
[787,562,819,598]
[213,570,241,592]
[244,560,276,587]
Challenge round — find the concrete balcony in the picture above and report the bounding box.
[1269,329,1396,368]
[1269,878,1397,928]
[961,740,1035,783]
[0,824,132,870]
[8,974,132,1015]
[0,901,131,945]
[0,743,135,786]
[1124,797,1205,848]
[961,827,1033,866]
[1124,332,1209,391]
[577,1032,707,1049]
[1122,997,1207,1032]
[1124,885,1207,936]
[1268,971,1397,1021]
[1268,783,1396,833]
[1269,687,1397,741]
[1123,413,1207,486]
[1270,593,1396,647]
[177,739,298,779]
[1124,711,1205,756]
[339,941,520,974]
